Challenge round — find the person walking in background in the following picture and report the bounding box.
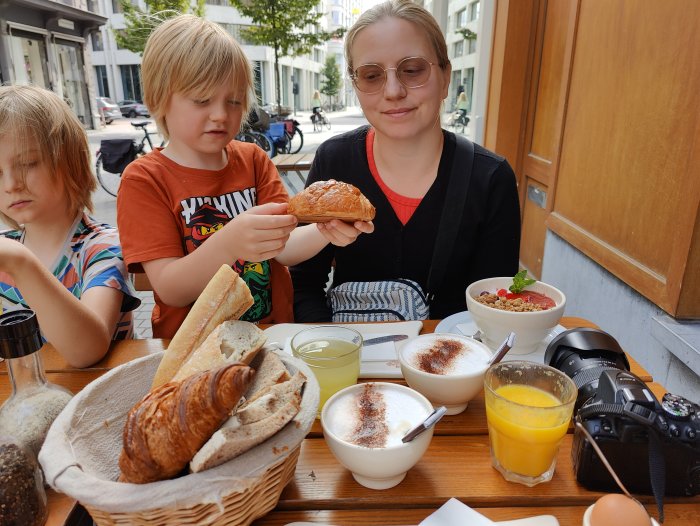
[456,91,469,119]
[291,0,521,322]
[117,15,372,339]
[0,85,139,367]
[311,90,322,123]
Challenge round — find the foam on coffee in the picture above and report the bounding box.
[403,335,490,375]
[325,383,431,448]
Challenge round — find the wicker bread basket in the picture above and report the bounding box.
[39,349,319,525]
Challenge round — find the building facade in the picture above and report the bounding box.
[0,0,107,128]
[90,0,343,116]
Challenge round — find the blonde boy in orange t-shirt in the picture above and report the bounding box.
[117,15,373,338]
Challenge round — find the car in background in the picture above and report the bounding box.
[118,99,150,118]
[95,97,121,124]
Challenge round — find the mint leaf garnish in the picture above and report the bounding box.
[509,270,536,294]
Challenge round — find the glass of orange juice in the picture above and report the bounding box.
[291,326,362,417]
[484,361,577,486]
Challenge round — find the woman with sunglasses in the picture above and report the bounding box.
[291,0,521,322]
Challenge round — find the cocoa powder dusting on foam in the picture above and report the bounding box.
[350,384,389,448]
[416,339,465,374]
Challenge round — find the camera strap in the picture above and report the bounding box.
[648,429,666,523]
[578,402,666,522]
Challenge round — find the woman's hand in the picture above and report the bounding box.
[316,219,374,247]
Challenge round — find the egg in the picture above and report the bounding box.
[589,494,651,526]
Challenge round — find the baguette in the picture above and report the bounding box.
[172,321,266,382]
[151,265,254,389]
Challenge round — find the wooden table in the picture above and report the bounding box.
[273,153,314,194]
[2,318,697,525]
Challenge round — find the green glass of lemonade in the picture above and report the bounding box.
[291,326,362,416]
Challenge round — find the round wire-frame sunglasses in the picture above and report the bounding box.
[350,56,437,94]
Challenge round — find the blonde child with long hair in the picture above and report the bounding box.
[0,85,139,367]
[117,15,372,339]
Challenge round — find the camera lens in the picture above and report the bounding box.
[544,328,631,411]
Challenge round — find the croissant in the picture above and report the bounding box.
[118,363,255,484]
[288,179,376,223]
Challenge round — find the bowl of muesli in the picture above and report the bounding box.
[465,273,566,355]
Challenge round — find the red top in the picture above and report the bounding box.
[365,128,422,225]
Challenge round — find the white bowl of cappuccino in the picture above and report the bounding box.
[398,333,493,415]
[320,382,434,490]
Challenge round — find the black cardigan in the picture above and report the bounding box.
[290,126,521,322]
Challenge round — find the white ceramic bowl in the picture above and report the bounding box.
[398,333,492,415]
[465,277,566,355]
[320,382,434,490]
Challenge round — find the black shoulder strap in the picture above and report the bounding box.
[426,133,475,302]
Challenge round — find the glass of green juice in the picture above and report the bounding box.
[291,326,363,416]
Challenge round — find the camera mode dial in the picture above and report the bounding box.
[661,393,694,420]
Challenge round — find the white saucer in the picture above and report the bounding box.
[435,311,565,365]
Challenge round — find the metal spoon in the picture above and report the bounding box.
[487,332,516,366]
[402,406,447,443]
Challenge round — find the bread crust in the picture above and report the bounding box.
[172,321,266,383]
[119,363,255,484]
[150,265,254,389]
[288,179,375,223]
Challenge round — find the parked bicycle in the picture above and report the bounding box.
[236,108,289,158]
[448,110,470,134]
[311,109,331,132]
[95,121,164,197]
[281,118,303,154]
[235,125,275,157]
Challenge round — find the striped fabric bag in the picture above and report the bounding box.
[328,279,430,322]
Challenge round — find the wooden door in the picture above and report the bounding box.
[486,0,700,317]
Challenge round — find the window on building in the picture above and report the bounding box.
[205,0,228,4]
[313,48,321,62]
[456,9,467,28]
[469,1,480,22]
[111,0,122,14]
[95,65,109,97]
[281,65,289,105]
[464,67,474,112]
[6,29,50,88]
[453,40,464,57]
[468,37,477,54]
[252,61,263,104]
[120,64,142,102]
[91,31,104,51]
[218,23,254,45]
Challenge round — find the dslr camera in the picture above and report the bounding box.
[545,328,700,496]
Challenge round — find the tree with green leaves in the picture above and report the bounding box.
[115,0,205,55]
[456,28,477,41]
[320,56,341,110]
[230,0,344,115]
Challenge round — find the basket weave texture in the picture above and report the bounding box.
[39,349,319,525]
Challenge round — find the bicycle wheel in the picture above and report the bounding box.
[313,118,322,133]
[284,127,304,154]
[252,131,276,158]
[323,116,331,130]
[95,152,122,197]
[455,119,465,134]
